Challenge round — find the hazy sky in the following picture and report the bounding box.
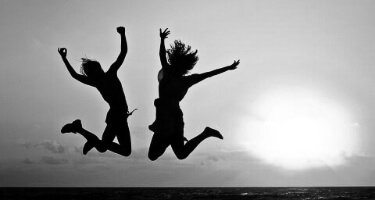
[1,0,375,187]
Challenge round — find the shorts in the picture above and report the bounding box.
[149,99,184,138]
[105,108,129,126]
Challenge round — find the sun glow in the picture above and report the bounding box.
[240,88,359,170]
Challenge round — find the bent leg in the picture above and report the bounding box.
[62,120,107,154]
[101,124,131,157]
[171,127,223,160]
[78,128,108,154]
[114,122,131,156]
[148,133,170,161]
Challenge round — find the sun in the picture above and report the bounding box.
[239,87,359,170]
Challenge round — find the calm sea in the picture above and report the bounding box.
[1,187,375,200]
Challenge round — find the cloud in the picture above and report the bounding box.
[344,153,375,164]
[73,146,120,158]
[18,139,66,154]
[39,140,65,154]
[192,149,266,170]
[73,157,102,165]
[22,159,34,165]
[17,139,37,149]
[207,155,220,162]
[41,156,68,165]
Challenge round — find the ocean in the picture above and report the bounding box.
[1,187,375,200]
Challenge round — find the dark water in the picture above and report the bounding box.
[1,187,375,200]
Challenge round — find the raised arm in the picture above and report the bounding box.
[108,26,127,74]
[159,28,170,69]
[58,48,94,86]
[186,60,240,86]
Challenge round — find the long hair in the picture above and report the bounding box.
[167,40,199,76]
[80,58,103,77]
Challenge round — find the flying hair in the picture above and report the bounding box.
[80,57,103,77]
[167,40,199,76]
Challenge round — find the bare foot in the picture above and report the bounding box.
[61,119,82,134]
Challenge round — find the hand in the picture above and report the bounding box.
[160,28,170,39]
[228,59,240,70]
[117,26,125,34]
[58,48,67,58]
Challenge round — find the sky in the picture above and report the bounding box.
[1,0,375,187]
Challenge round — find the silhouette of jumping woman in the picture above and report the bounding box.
[148,28,240,161]
[58,26,133,156]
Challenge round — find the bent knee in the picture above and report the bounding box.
[148,152,160,161]
[97,146,108,153]
[121,148,131,157]
[175,152,188,160]
[148,154,158,161]
[148,156,157,161]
